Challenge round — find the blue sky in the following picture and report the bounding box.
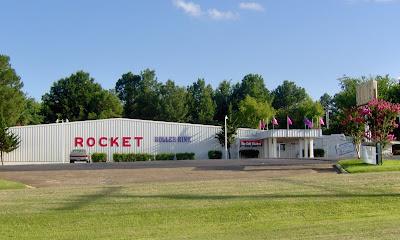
[1,0,399,101]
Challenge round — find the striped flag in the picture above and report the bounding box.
[319,117,325,126]
[272,117,279,126]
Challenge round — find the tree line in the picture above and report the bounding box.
[1,54,399,137]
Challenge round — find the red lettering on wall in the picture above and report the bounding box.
[110,137,119,147]
[75,137,84,147]
[87,137,96,147]
[134,136,143,147]
[99,137,108,147]
[122,137,131,147]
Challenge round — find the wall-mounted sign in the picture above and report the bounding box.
[240,139,263,147]
[155,136,192,143]
[74,136,143,148]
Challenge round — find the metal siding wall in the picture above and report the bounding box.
[4,119,260,164]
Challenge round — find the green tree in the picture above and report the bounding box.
[232,74,271,111]
[115,69,161,120]
[0,116,20,165]
[214,80,233,123]
[187,79,216,124]
[319,93,333,111]
[237,95,275,128]
[115,72,141,119]
[159,80,188,122]
[271,80,307,110]
[0,55,26,126]
[41,71,122,123]
[17,98,43,125]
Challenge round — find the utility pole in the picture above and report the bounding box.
[224,115,228,160]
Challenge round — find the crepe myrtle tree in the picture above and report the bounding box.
[0,116,20,165]
[340,107,366,159]
[360,99,400,148]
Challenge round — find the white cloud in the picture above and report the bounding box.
[208,9,239,20]
[173,0,203,17]
[239,2,265,11]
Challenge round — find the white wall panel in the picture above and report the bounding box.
[5,118,262,164]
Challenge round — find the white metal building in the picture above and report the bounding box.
[4,118,323,165]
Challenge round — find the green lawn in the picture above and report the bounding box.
[0,179,26,190]
[1,173,400,239]
[338,159,400,173]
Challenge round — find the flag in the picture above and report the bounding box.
[319,117,325,126]
[304,118,313,129]
[287,116,293,126]
[272,117,278,126]
[258,120,262,130]
[261,119,266,129]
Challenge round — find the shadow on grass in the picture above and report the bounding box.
[56,186,122,211]
[55,187,400,211]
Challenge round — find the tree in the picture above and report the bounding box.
[41,71,122,123]
[115,69,161,120]
[16,98,43,125]
[319,93,333,112]
[115,72,141,119]
[214,80,233,124]
[237,95,275,128]
[0,55,26,126]
[232,74,271,111]
[215,107,238,159]
[0,116,20,165]
[272,80,307,110]
[159,80,189,122]
[187,79,216,124]
[339,107,366,159]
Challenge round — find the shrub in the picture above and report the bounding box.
[239,149,259,158]
[393,145,400,155]
[113,153,153,162]
[208,150,222,159]
[314,149,325,158]
[155,153,175,160]
[176,152,195,160]
[91,153,107,162]
[135,153,153,161]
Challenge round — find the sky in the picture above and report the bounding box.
[1,0,400,101]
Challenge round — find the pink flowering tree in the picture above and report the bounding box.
[340,107,366,159]
[360,99,400,148]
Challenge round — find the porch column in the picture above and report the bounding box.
[299,139,304,158]
[268,138,273,158]
[304,138,309,158]
[309,138,314,158]
[263,139,268,158]
[272,138,277,158]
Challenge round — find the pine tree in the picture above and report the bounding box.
[0,116,20,165]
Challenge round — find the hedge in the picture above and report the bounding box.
[155,153,175,160]
[176,152,195,160]
[208,150,222,159]
[112,153,153,162]
[91,153,107,162]
[239,149,259,158]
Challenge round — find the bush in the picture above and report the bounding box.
[240,149,259,158]
[155,153,175,160]
[176,152,195,160]
[208,150,222,159]
[393,145,400,155]
[91,153,107,162]
[112,153,153,162]
[314,149,325,158]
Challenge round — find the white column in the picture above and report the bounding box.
[268,138,273,158]
[304,138,309,158]
[272,138,277,158]
[299,139,304,158]
[263,139,268,158]
[309,138,314,158]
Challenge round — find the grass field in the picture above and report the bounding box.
[0,179,26,190]
[1,172,400,239]
[339,159,400,173]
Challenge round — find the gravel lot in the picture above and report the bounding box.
[0,158,338,188]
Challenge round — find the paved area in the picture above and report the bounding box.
[0,158,338,188]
